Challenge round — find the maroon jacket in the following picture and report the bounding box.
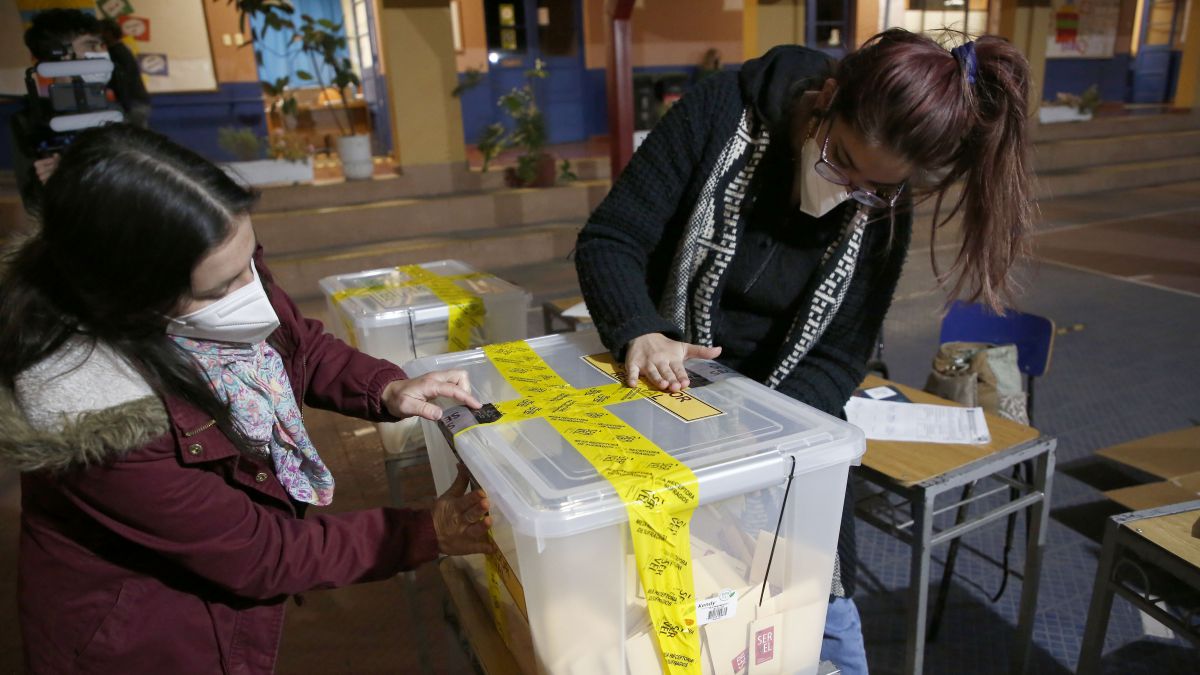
[3,257,438,673]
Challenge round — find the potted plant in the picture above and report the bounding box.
[218,126,314,187]
[455,59,573,187]
[293,13,371,180]
[1039,84,1101,124]
[225,1,371,180]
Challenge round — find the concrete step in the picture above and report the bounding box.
[913,152,1200,218]
[1034,128,1200,173]
[491,258,584,336]
[265,221,583,301]
[1032,112,1200,142]
[255,157,609,213]
[255,180,607,256]
[1038,153,1200,199]
[493,258,581,306]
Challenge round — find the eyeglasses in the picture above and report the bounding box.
[813,120,905,210]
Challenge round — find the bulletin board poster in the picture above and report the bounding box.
[97,0,218,92]
[1046,0,1121,59]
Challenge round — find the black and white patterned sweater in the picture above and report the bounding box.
[575,45,914,597]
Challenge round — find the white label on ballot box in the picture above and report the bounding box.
[696,589,738,626]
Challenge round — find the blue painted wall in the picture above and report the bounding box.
[148,82,268,161]
[1,82,267,170]
[1042,55,1132,102]
[457,64,721,146]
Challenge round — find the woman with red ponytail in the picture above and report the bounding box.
[576,29,1034,673]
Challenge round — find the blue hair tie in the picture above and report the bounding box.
[951,41,978,85]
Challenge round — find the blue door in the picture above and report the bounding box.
[807,0,852,59]
[483,0,586,144]
[1130,0,1183,103]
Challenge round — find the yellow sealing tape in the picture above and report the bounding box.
[457,341,703,674]
[331,266,486,352]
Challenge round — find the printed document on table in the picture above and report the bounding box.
[845,398,991,444]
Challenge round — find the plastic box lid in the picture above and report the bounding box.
[406,332,865,539]
[317,260,526,329]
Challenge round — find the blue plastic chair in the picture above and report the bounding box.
[929,301,1055,641]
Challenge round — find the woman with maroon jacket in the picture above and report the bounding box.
[0,124,495,673]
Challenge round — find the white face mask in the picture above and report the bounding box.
[798,136,852,218]
[167,262,280,344]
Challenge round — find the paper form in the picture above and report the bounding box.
[845,398,991,444]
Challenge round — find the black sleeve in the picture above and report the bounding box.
[108,43,151,109]
[9,107,42,211]
[574,74,732,357]
[774,219,912,417]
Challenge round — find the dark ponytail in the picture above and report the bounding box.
[831,29,1035,310]
[0,124,261,455]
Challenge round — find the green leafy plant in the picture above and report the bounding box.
[1051,84,1101,115]
[1077,84,1101,115]
[294,13,361,136]
[451,67,485,98]
[222,1,362,136]
[267,130,313,162]
[218,126,264,161]
[453,59,571,185]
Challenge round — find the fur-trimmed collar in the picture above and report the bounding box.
[0,339,170,473]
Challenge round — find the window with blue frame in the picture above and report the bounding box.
[252,0,353,89]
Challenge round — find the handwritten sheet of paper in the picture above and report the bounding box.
[846,398,991,444]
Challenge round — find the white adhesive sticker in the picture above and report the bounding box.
[696,589,738,626]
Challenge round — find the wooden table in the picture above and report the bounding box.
[1077,500,1200,673]
[853,376,1057,675]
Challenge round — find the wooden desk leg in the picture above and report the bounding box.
[1077,518,1120,675]
[1011,447,1054,675]
[906,492,935,675]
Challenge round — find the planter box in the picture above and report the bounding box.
[1038,106,1094,124]
[222,158,314,187]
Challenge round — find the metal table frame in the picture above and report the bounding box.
[854,435,1057,675]
[1076,500,1200,674]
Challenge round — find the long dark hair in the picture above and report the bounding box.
[0,124,259,452]
[831,29,1034,310]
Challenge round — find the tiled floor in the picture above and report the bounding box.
[0,181,1197,673]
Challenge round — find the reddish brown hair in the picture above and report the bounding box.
[832,29,1034,310]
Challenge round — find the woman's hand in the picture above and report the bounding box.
[433,464,496,556]
[625,333,722,392]
[382,370,480,421]
[34,154,60,184]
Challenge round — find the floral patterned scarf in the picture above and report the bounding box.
[172,337,334,505]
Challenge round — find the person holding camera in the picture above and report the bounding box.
[12,9,138,207]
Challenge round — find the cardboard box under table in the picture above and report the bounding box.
[405,332,865,675]
[319,260,530,454]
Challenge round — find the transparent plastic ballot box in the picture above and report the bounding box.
[405,332,865,675]
[318,260,530,454]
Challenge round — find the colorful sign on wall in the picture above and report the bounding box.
[104,0,215,92]
[1046,0,1121,59]
[119,15,150,41]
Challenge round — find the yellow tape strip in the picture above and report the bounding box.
[464,341,702,674]
[331,266,486,353]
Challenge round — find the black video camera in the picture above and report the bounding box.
[24,54,125,157]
